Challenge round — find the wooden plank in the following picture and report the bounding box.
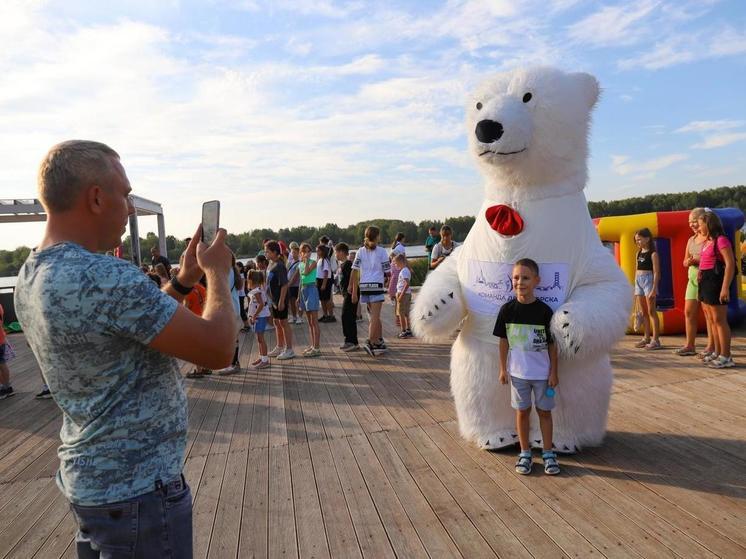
[288,441,330,559]
[346,433,428,559]
[308,439,362,558]
[403,426,533,558]
[420,423,566,559]
[327,437,394,558]
[385,429,497,558]
[438,421,602,558]
[30,511,77,559]
[268,444,298,559]
[5,488,70,558]
[0,477,60,557]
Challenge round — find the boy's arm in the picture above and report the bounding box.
[548,342,558,387]
[498,338,509,384]
[278,284,288,311]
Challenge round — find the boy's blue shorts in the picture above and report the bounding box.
[510,376,555,411]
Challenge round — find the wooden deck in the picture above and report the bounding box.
[1,298,745,558]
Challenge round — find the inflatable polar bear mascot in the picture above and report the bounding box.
[412,66,631,452]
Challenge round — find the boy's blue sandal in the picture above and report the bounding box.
[542,451,560,475]
[515,452,532,475]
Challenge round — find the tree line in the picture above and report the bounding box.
[1,185,743,275]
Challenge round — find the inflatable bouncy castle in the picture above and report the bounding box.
[595,208,746,334]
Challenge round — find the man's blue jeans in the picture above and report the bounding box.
[70,475,192,558]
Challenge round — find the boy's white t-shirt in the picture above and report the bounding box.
[396,267,412,294]
[352,246,391,285]
[248,287,271,318]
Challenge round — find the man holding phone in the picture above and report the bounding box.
[15,140,238,557]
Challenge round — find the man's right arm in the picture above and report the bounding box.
[149,229,237,369]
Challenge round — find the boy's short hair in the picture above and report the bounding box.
[429,226,437,231]
[335,242,349,253]
[255,254,268,265]
[514,258,539,276]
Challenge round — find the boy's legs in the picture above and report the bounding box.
[274,318,286,348]
[537,409,553,451]
[342,295,358,344]
[510,377,533,451]
[713,305,731,357]
[516,408,531,452]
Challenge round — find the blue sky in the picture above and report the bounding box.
[1,0,745,250]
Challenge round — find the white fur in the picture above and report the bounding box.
[412,66,631,452]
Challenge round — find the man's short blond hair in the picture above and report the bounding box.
[38,140,120,212]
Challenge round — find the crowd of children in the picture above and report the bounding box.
[195,226,434,369]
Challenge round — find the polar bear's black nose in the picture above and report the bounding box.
[475,120,504,143]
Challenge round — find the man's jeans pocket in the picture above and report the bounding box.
[71,501,138,557]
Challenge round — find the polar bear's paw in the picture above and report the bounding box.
[551,308,584,358]
[411,289,466,341]
[478,431,519,450]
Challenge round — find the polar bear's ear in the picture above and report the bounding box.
[574,72,600,110]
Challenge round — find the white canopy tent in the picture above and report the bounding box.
[0,196,167,266]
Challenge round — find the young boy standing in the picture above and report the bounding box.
[394,253,413,338]
[493,258,560,475]
[335,242,359,351]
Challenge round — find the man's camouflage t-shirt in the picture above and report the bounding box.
[15,243,186,505]
[493,298,554,381]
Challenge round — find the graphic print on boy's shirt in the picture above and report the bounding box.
[493,298,554,381]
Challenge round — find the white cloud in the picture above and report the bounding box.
[611,153,688,176]
[619,26,746,70]
[675,120,745,133]
[567,0,660,47]
[692,132,746,150]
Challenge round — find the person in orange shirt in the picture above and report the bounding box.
[183,278,210,378]
[0,303,14,399]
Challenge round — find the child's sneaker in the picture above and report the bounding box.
[698,349,715,360]
[673,346,696,356]
[363,341,375,356]
[251,357,264,367]
[703,353,720,364]
[634,338,650,348]
[515,451,532,475]
[644,339,662,350]
[542,451,560,475]
[397,331,408,339]
[305,348,321,358]
[277,349,296,360]
[708,355,735,369]
[253,360,270,370]
[0,386,15,400]
[268,346,283,357]
[339,342,357,351]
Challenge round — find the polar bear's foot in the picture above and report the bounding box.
[478,431,519,450]
[536,437,581,454]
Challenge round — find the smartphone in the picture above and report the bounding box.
[201,200,220,244]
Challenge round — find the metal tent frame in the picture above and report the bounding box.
[0,196,167,266]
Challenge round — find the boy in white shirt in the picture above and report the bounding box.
[394,253,413,338]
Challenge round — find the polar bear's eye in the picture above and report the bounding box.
[476,102,483,110]
[522,92,532,103]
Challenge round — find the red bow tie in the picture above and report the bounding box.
[485,204,524,236]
